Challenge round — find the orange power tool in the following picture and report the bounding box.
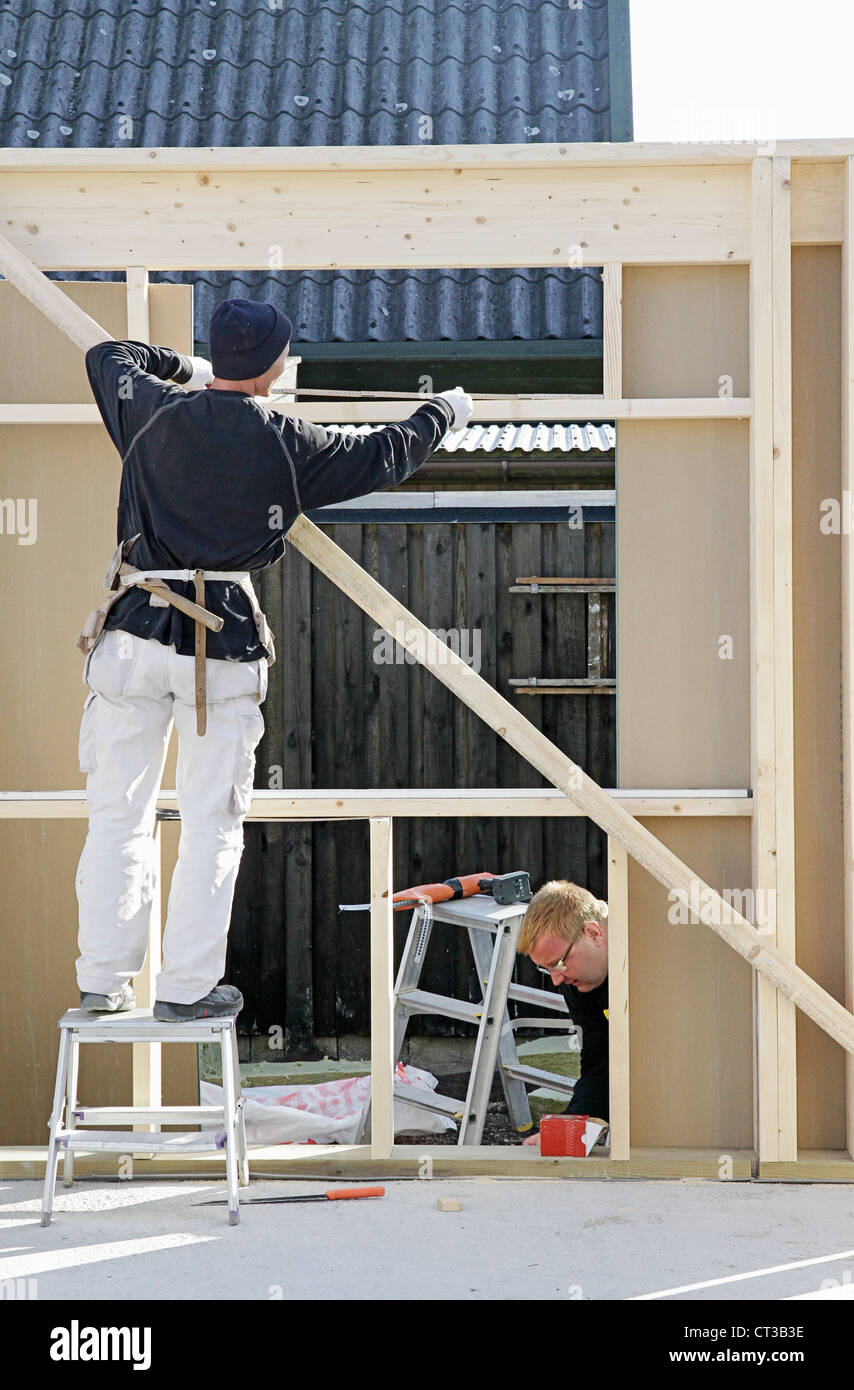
[338,871,495,914]
[390,871,497,912]
[339,870,532,913]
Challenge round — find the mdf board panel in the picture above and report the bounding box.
[0,284,195,1145]
[0,424,139,790]
[0,820,196,1146]
[0,284,192,792]
[622,266,749,399]
[0,281,192,401]
[617,419,750,787]
[618,267,752,1151]
[791,246,846,1150]
[629,818,753,1149]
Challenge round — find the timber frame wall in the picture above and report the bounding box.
[1,141,853,1180]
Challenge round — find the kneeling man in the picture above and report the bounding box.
[517,880,609,1146]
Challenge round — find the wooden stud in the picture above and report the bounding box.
[125,263,161,1131]
[843,157,854,1158]
[602,264,623,400]
[750,159,781,1163]
[125,266,149,342]
[607,838,630,1160]
[772,159,798,1161]
[369,818,394,1160]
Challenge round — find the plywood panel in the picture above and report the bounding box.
[618,266,754,1152]
[0,284,195,1145]
[0,285,192,792]
[622,266,749,398]
[0,281,192,402]
[617,419,750,787]
[791,246,846,1150]
[628,818,754,1149]
[0,820,195,1146]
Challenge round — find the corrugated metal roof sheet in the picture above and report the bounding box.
[320,421,615,452]
[1,0,617,343]
[169,267,604,346]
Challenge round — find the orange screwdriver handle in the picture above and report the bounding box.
[325,1186,385,1201]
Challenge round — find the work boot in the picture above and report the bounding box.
[153,984,244,1022]
[79,983,136,1014]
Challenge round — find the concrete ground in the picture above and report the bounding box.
[3,1176,854,1300]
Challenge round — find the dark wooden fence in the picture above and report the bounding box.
[228,515,615,1055]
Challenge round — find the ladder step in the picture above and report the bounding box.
[55,1129,226,1153]
[506,982,570,1013]
[71,1106,224,1125]
[502,1064,578,1095]
[394,1083,465,1119]
[396,989,482,1023]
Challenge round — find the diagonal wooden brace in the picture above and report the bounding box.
[2,227,853,1055]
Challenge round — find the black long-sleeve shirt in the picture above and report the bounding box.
[85,341,455,662]
[558,975,609,1121]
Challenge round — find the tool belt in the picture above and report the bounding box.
[77,535,276,736]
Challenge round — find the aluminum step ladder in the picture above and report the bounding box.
[41,1007,248,1226]
[360,893,579,1145]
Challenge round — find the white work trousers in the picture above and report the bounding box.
[75,628,267,1003]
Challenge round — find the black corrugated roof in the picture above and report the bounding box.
[0,0,631,344]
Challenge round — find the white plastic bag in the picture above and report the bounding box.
[200,1062,455,1146]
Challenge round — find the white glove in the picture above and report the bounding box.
[437,385,473,432]
[184,356,214,391]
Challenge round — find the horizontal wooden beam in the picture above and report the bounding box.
[0,790,754,819]
[0,399,753,426]
[0,164,752,268]
[1,142,852,173]
[0,1144,757,1180]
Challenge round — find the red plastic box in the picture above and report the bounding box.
[539,1114,589,1156]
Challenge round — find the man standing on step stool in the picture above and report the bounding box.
[75,297,472,1021]
[517,880,610,1144]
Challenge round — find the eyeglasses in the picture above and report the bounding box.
[535,945,574,978]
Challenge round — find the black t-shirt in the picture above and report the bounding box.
[558,974,609,1121]
[85,341,454,662]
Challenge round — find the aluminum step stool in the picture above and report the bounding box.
[41,1007,248,1227]
[360,893,578,1145]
